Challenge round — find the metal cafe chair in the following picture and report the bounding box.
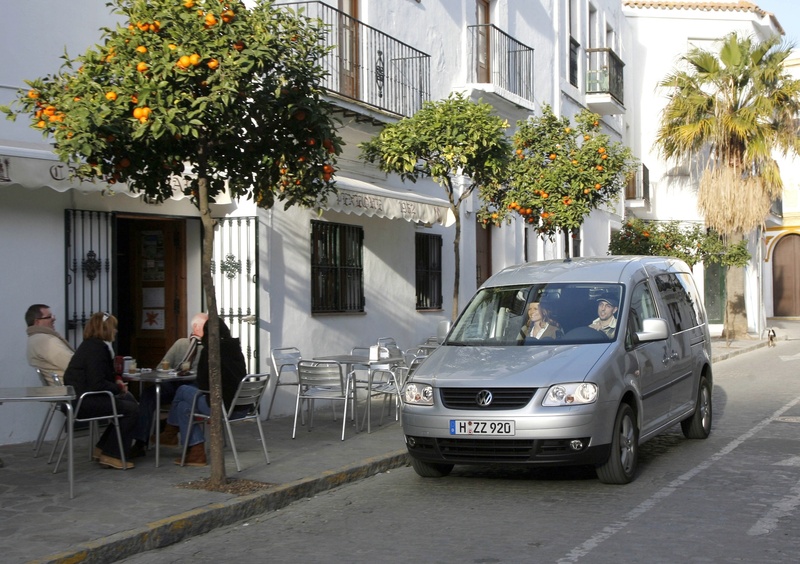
[33,369,68,458]
[53,389,127,472]
[179,373,271,471]
[294,360,353,441]
[267,347,302,421]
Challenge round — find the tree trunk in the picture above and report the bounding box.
[722,233,749,343]
[451,208,461,321]
[198,169,226,486]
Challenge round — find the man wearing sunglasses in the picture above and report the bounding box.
[25,304,74,385]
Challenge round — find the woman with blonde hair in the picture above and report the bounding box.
[64,312,139,469]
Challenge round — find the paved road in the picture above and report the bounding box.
[120,340,800,563]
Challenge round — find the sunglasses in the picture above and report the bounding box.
[37,315,54,320]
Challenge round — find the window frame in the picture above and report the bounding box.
[310,220,365,314]
[415,232,443,311]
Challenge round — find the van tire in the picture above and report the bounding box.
[410,457,454,478]
[596,403,638,485]
[681,376,712,439]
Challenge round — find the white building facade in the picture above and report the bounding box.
[2,0,646,444]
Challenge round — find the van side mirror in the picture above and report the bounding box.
[636,318,669,343]
[437,320,451,344]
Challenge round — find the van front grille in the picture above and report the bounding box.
[440,387,535,410]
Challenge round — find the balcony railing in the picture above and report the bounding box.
[468,24,534,103]
[586,48,624,105]
[278,2,430,118]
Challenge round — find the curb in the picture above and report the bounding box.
[31,450,410,564]
[711,339,769,363]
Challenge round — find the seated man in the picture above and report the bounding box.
[25,304,74,384]
[588,293,619,338]
[130,312,207,457]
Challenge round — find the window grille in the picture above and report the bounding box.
[311,220,364,313]
[416,232,442,310]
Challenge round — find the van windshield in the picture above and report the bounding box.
[446,283,624,346]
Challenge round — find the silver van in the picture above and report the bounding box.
[401,256,713,484]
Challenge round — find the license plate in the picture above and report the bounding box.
[450,420,515,435]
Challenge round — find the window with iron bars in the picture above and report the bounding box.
[311,220,364,313]
[416,232,442,310]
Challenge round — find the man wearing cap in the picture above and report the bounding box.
[589,293,618,338]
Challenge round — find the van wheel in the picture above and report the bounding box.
[681,376,712,439]
[410,457,454,478]
[596,403,638,485]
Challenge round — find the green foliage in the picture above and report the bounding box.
[480,105,636,238]
[609,217,750,268]
[359,92,511,201]
[2,0,342,208]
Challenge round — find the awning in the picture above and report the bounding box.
[322,175,455,226]
[0,143,188,200]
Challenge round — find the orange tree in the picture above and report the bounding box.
[360,93,511,320]
[480,105,636,253]
[3,0,341,486]
[609,217,749,268]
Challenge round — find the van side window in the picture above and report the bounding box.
[629,282,657,333]
[654,273,700,331]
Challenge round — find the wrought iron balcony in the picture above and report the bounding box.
[467,24,535,103]
[277,2,430,119]
[586,48,624,114]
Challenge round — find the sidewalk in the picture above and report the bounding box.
[0,331,783,564]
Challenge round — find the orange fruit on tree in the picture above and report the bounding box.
[133,107,145,119]
[105,91,117,101]
[595,183,602,190]
[137,61,148,72]
[222,9,235,22]
[207,58,219,69]
[323,163,334,174]
[131,94,139,104]
[307,138,316,146]
[168,43,177,50]
[136,45,147,54]
[549,153,556,160]
[232,40,245,51]
[596,165,603,171]
[43,105,57,116]
[189,53,201,66]
[36,120,46,128]
[601,154,607,160]
[584,188,590,194]
[205,13,218,27]
[598,147,606,154]
[27,89,38,99]
[584,135,590,141]
[183,0,194,7]
[178,55,191,68]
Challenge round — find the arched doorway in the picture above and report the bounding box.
[772,233,800,316]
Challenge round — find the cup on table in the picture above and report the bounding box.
[180,361,191,373]
[160,360,170,371]
[128,360,137,374]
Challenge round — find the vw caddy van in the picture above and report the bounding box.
[401,256,713,484]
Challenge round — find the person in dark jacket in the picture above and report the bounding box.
[161,318,247,466]
[63,312,139,469]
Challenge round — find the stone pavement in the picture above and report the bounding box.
[0,325,791,564]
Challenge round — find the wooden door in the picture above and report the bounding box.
[476,220,492,287]
[119,218,187,368]
[773,234,800,316]
[338,0,360,98]
[476,0,490,83]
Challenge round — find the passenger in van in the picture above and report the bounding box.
[522,299,562,340]
[588,293,619,338]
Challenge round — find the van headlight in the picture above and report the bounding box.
[543,383,598,406]
[403,383,434,405]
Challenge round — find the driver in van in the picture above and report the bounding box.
[589,292,619,337]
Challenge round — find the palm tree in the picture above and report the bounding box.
[655,31,800,339]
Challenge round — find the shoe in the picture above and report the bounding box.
[129,441,147,459]
[92,447,102,461]
[174,443,207,467]
[98,454,135,470]
[159,423,180,447]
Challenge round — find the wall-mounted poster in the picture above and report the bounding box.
[141,230,165,282]
[141,308,165,330]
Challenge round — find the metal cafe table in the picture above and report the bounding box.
[0,386,76,498]
[313,353,405,433]
[123,370,196,467]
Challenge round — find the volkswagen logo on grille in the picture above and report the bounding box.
[476,390,493,407]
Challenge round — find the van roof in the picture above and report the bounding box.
[483,256,692,288]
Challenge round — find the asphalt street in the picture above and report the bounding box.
[116,330,800,563]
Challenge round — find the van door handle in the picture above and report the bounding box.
[662,352,678,365]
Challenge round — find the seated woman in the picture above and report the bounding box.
[63,312,139,470]
[522,298,562,340]
[160,317,247,467]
